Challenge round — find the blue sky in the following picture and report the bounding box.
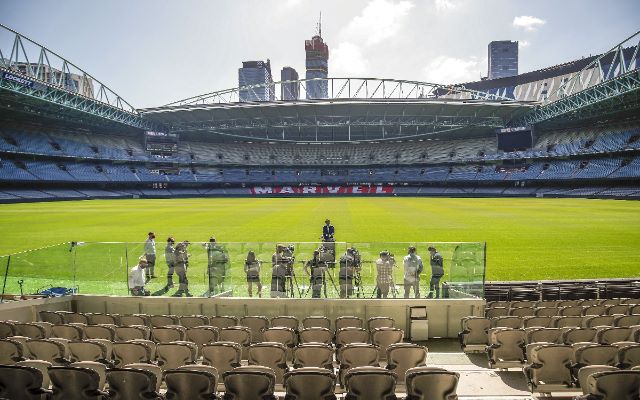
[1,0,638,108]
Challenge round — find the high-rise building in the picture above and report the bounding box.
[305,15,329,99]
[238,59,275,102]
[281,67,299,100]
[488,40,518,80]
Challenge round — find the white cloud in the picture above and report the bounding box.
[519,40,530,48]
[341,0,414,47]
[332,42,370,76]
[512,15,546,31]
[423,56,485,84]
[434,0,456,11]
[285,0,302,6]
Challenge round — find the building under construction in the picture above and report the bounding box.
[305,16,329,99]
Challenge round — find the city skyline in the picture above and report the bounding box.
[1,0,638,107]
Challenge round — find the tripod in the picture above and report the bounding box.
[370,281,399,299]
[285,263,302,298]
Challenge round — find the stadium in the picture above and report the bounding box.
[0,2,639,399]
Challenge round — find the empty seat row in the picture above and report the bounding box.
[486,304,640,318]
[487,298,640,309]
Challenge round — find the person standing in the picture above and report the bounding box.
[172,241,192,297]
[128,256,149,296]
[322,219,335,241]
[338,248,358,298]
[244,250,262,298]
[164,237,176,289]
[144,232,156,280]
[305,250,325,298]
[426,246,444,299]
[204,237,229,296]
[403,246,424,298]
[270,244,288,298]
[376,251,395,299]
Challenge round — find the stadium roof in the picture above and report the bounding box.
[140,98,534,142]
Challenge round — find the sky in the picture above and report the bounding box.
[1,0,639,108]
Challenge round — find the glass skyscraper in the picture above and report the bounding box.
[488,41,518,80]
[281,67,299,100]
[238,60,275,102]
[305,28,329,99]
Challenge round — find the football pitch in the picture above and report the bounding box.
[0,197,638,297]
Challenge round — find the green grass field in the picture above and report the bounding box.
[0,197,638,297]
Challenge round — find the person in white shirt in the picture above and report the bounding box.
[129,256,149,296]
[403,246,424,298]
[144,232,156,280]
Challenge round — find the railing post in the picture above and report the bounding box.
[1,255,10,303]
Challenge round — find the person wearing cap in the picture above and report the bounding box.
[244,250,262,298]
[322,219,335,241]
[338,247,359,298]
[270,244,288,298]
[172,241,192,297]
[164,237,176,289]
[427,246,444,299]
[376,250,395,298]
[129,256,149,296]
[403,246,424,298]
[204,236,229,296]
[144,232,156,280]
[305,250,325,298]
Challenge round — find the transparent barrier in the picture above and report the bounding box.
[1,241,485,300]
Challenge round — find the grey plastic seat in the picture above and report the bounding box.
[293,343,334,369]
[240,316,270,343]
[335,327,369,348]
[490,316,523,329]
[458,317,489,352]
[560,306,584,317]
[583,305,609,316]
[337,343,380,385]
[299,327,333,345]
[386,343,427,383]
[0,338,25,364]
[583,315,615,328]
[112,341,153,366]
[596,327,632,344]
[368,317,395,331]
[558,300,581,307]
[343,366,397,400]
[114,325,150,341]
[59,312,89,325]
[201,342,242,378]
[0,320,16,338]
[85,313,118,325]
[68,341,108,363]
[48,365,107,400]
[209,316,238,329]
[523,316,553,328]
[248,342,288,384]
[579,370,640,400]
[553,316,583,328]
[563,327,597,344]
[70,361,108,390]
[573,344,618,372]
[0,364,51,400]
[152,325,186,343]
[16,360,52,389]
[149,314,179,327]
[219,326,251,359]
[614,315,640,327]
[15,322,47,339]
[534,307,559,317]
[51,324,84,341]
[524,344,574,393]
[222,365,277,400]
[179,315,210,328]
[124,363,163,393]
[617,344,640,369]
[536,301,559,308]
[512,301,536,308]
[526,327,562,344]
[303,316,331,330]
[371,327,404,360]
[335,316,364,330]
[580,300,601,307]
[119,314,149,327]
[283,367,337,400]
[485,307,508,319]
[186,326,219,351]
[405,366,459,400]
[83,325,115,341]
[156,341,198,370]
[40,311,65,325]
[164,368,220,400]
[487,328,525,368]
[607,304,630,315]
[509,307,535,317]
[26,339,70,365]
[270,316,299,331]
[106,368,162,400]
[263,327,296,360]
[577,365,618,394]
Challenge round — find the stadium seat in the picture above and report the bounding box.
[343,366,397,400]
[0,338,25,364]
[178,315,209,328]
[335,327,369,348]
[303,316,332,330]
[106,368,162,400]
[335,316,364,330]
[114,325,150,341]
[155,341,197,370]
[337,343,380,385]
[299,327,333,345]
[68,341,108,363]
[209,316,239,329]
[26,339,70,365]
[270,316,299,331]
[83,325,115,341]
[576,370,640,400]
[404,366,459,400]
[385,343,428,383]
[185,326,218,351]
[50,324,83,341]
[368,317,395,331]
[371,327,404,360]
[524,344,574,393]
[248,342,288,384]
[222,365,277,400]
[576,365,618,394]
[112,342,153,366]
[151,326,186,343]
[164,368,219,400]
[283,367,337,400]
[487,328,526,368]
[48,365,107,399]
[0,364,51,399]
[240,316,270,343]
[292,343,334,370]
[201,342,242,377]
[458,317,490,352]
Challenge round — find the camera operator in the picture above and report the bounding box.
[305,250,325,298]
[339,247,360,298]
[270,244,288,298]
[172,241,192,297]
[129,256,150,296]
[376,250,396,299]
[426,246,444,299]
[204,236,229,296]
[403,246,424,298]
[144,232,156,280]
[164,237,176,290]
[322,219,335,241]
[244,250,262,298]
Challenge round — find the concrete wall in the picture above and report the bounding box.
[1,295,485,338]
